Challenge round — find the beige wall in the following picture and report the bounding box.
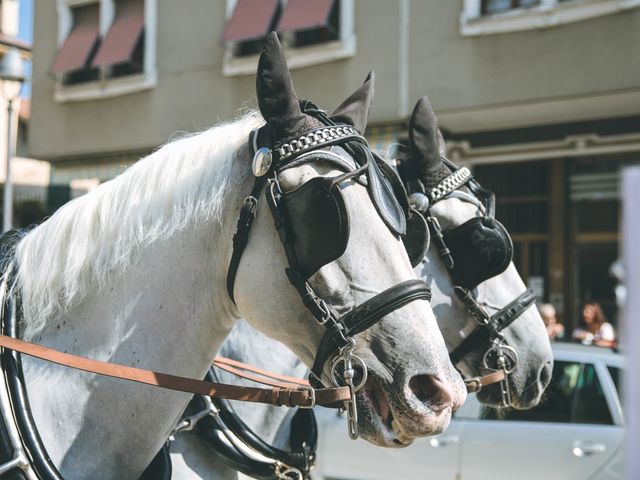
[30,0,640,160]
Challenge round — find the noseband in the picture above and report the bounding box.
[226,106,431,438]
[404,159,536,407]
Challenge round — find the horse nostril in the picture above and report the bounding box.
[408,374,453,410]
[539,361,552,388]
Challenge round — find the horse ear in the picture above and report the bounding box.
[409,96,450,187]
[256,32,306,138]
[330,71,375,134]
[437,128,446,156]
[409,96,440,161]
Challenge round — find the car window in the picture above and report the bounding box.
[479,361,613,425]
[607,366,622,398]
[573,363,613,425]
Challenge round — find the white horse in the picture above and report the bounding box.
[169,97,553,480]
[0,35,465,479]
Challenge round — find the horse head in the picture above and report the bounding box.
[400,96,553,410]
[232,34,466,446]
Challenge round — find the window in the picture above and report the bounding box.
[92,0,145,78]
[481,0,540,15]
[480,361,613,425]
[53,0,157,102]
[460,0,640,36]
[474,161,550,295]
[51,3,101,83]
[278,0,340,48]
[222,0,355,76]
[607,366,622,399]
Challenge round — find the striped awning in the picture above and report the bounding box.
[92,0,144,67]
[50,3,100,74]
[222,0,279,42]
[277,0,335,32]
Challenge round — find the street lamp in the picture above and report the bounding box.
[0,47,25,232]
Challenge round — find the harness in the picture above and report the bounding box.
[173,366,317,480]
[399,156,536,407]
[226,104,432,439]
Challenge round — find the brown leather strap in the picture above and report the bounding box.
[464,370,505,393]
[212,356,310,389]
[0,334,349,407]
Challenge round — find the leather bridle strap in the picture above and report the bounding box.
[226,175,268,303]
[310,279,431,384]
[449,288,537,365]
[464,370,505,393]
[0,334,349,407]
[212,356,310,389]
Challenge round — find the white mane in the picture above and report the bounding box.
[10,111,264,337]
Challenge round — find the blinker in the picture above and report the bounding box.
[252,147,273,177]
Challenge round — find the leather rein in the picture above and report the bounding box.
[0,334,345,409]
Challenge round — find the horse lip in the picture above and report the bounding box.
[362,375,392,428]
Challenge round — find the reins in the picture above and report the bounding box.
[0,334,348,408]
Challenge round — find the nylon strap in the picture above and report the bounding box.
[0,334,349,407]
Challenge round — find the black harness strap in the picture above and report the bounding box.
[449,288,537,365]
[310,279,431,386]
[191,368,318,480]
[227,175,268,303]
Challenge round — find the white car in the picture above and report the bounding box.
[314,343,624,480]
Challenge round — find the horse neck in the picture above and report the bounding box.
[18,174,249,479]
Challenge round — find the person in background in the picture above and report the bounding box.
[539,303,565,341]
[572,302,616,347]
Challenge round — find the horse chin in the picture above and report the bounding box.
[356,375,414,447]
[355,374,454,447]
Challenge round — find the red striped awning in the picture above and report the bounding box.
[277,0,335,32]
[92,0,144,67]
[50,3,100,74]
[222,0,279,42]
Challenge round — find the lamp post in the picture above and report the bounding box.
[0,47,25,232]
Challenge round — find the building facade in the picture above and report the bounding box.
[0,0,51,227]
[30,0,640,331]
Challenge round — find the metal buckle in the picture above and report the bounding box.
[464,376,482,393]
[313,298,333,325]
[299,386,316,409]
[275,461,304,480]
[482,339,518,407]
[329,338,367,440]
[171,396,219,436]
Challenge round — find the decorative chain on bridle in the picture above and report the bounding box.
[276,126,361,161]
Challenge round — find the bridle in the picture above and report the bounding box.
[226,104,432,438]
[402,158,536,407]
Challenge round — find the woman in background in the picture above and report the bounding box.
[539,303,565,341]
[572,302,616,347]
